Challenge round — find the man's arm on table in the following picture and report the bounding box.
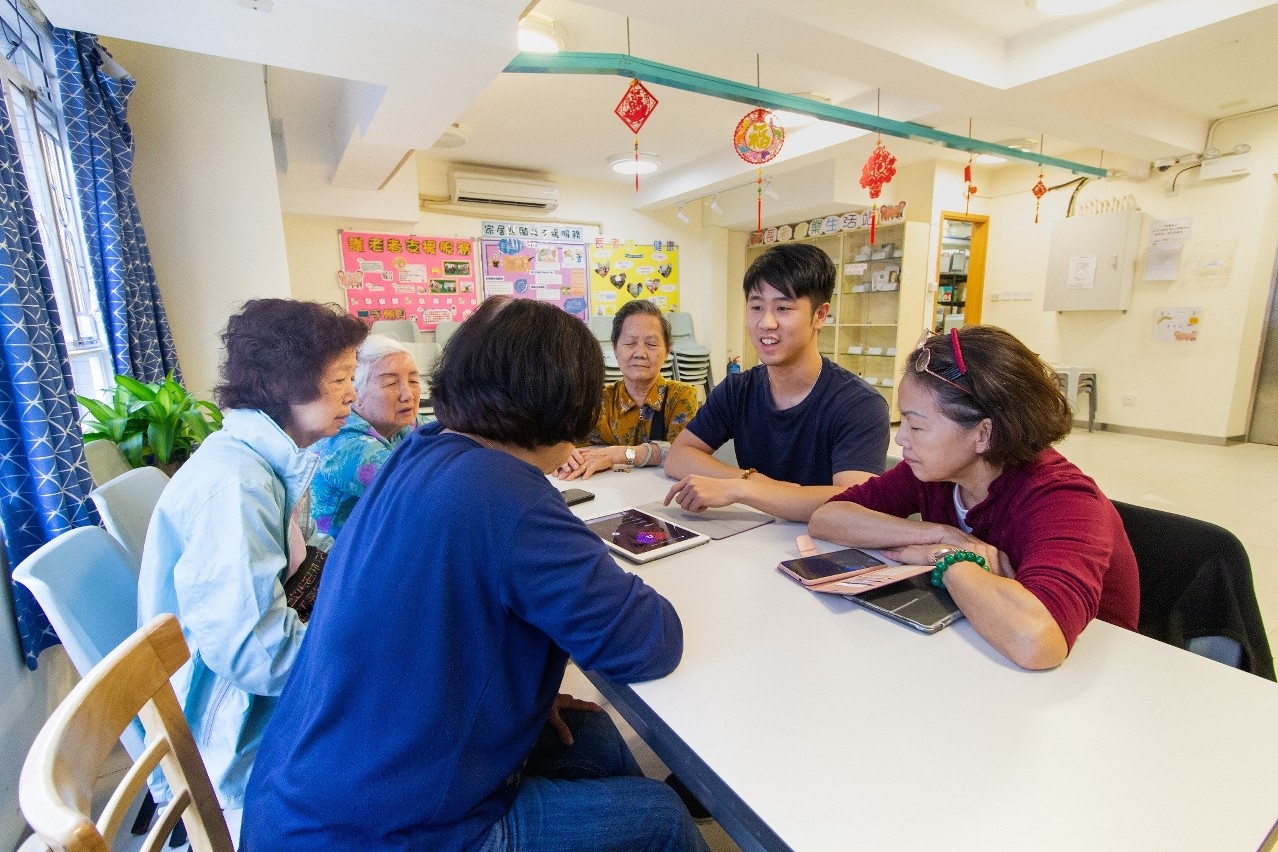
[663,430,872,522]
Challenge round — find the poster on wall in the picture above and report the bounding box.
[1153,306,1200,342]
[337,230,478,331]
[479,233,589,320]
[588,239,681,316]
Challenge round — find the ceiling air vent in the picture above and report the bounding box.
[448,170,559,211]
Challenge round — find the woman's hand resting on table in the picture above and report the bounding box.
[555,447,618,481]
[880,536,1015,578]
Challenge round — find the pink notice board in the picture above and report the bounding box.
[480,237,589,320]
[338,230,479,331]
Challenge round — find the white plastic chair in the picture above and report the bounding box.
[435,320,462,348]
[82,440,131,487]
[89,466,170,574]
[369,318,419,343]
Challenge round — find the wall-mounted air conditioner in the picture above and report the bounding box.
[448,170,559,211]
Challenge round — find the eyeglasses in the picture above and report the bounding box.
[913,328,973,396]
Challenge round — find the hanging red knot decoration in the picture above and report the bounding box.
[614,78,659,191]
[733,108,784,231]
[1031,172,1048,223]
[964,160,977,214]
[859,139,897,241]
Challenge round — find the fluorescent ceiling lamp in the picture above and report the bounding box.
[676,205,690,224]
[1033,0,1123,15]
[973,153,1006,164]
[518,14,564,53]
[608,152,660,175]
[771,93,830,129]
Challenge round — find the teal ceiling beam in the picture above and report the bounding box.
[505,52,1108,179]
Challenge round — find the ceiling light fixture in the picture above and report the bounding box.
[763,177,780,200]
[518,14,565,53]
[771,93,830,129]
[608,152,660,175]
[676,205,690,224]
[1032,0,1123,16]
[432,123,469,149]
[972,153,1006,165]
[707,196,723,215]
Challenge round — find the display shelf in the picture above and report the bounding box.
[746,219,929,417]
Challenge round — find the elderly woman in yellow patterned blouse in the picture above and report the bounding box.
[557,299,699,481]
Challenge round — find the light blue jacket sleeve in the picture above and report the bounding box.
[172,478,306,696]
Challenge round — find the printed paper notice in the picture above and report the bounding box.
[1144,247,1181,281]
[1149,218,1192,248]
[1068,255,1097,289]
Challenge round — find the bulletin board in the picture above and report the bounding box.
[338,230,479,331]
[588,239,680,316]
[480,237,589,320]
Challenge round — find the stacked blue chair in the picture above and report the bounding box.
[668,312,713,395]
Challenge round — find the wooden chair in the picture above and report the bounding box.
[20,614,234,852]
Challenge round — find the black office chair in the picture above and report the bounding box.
[1113,500,1275,681]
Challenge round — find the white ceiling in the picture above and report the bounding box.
[35,0,1278,228]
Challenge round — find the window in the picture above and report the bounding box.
[0,0,112,398]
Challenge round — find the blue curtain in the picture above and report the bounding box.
[53,30,181,384]
[0,94,97,670]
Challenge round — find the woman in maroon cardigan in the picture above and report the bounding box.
[809,325,1139,670]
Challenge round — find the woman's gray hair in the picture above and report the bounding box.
[354,334,416,394]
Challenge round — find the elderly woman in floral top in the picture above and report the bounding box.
[311,334,421,538]
[557,299,699,481]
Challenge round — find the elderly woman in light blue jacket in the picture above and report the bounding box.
[138,299,367,840]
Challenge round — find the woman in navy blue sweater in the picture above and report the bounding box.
[242,298,706,851]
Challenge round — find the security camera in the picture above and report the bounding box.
[1156,163,1171,173]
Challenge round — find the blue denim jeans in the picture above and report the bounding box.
[476,709,709,852]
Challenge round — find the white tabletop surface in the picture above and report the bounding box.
[557,468,1278,852]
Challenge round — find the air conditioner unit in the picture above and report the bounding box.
[448,170,559,212]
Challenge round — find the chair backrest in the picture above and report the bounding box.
[89,466,170,573]
[1112,500,1275,680]
[20,614,234,852]
[667,311,695,340]
[82,440,131,487]
[587,315,613,343]
[434,319,462,348]
[369,318,419,343]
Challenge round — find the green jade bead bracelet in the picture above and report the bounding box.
[930,549,989,588]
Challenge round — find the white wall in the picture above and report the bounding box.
[282,160,730,376]
[102,38,292,399]
[979,112,1278,441]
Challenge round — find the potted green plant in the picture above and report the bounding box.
[77,372,223,474]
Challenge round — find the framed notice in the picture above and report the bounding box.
[338,230,478,331]
[588,239,680,316]
[480,236,589,320]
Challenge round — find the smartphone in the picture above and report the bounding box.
[777,548,884,586]
[560,488,595,506]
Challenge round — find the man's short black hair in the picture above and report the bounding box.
[431,299,603,449]
[742,243,836,308]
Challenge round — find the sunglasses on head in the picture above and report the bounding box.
[912,328,972,396]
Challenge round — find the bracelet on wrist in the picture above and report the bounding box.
[741,467,758,480]
[930,549,989,588]
[639,442,655,467]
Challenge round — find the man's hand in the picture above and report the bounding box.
[548,693,604,745]
[664,474,740,513]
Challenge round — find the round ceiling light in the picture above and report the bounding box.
[1033,0,1123,15]
[518,14,565,53]
[973,153,1007,164]
[432,123,469,149]
[771,93,830,129]
[608,152,661,175]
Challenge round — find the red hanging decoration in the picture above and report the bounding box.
[734,108,784,230]
[964,159,977,214]
[1032,171,1048,223]
[614,78,659,191]
[859,138,897,242]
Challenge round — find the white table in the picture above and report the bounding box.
[557,469,1278,852]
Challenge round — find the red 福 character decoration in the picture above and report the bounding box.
[1032,170,1048,223]
[859,139,897,242]
[614,78,659,191]
[733,108,785,230]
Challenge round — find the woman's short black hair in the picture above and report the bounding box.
[215,299,368,429]
[904,325,1072,468]
[742,242,836,308]
[431,299,603,449]
[610,299,672,349]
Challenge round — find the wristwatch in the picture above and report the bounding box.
[624,446,637,466]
